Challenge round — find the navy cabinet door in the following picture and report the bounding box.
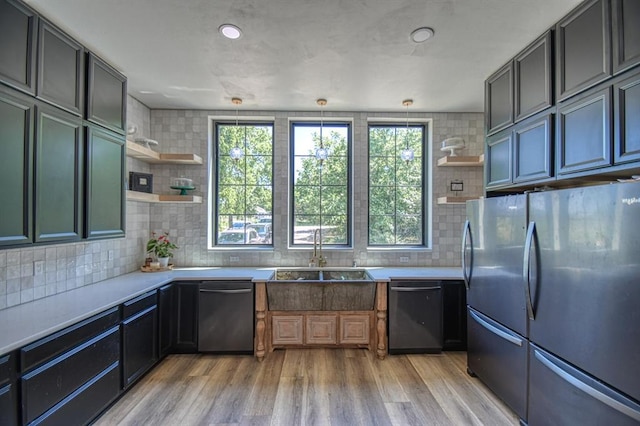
[0,0,37,95]
[485,62,513,136]
[0,87,34,247]
[34,103,83,243]
[614,68,640,164]
[612,0,640,74]
[36,19,84,115]
[86,53,127,134]
[485,129,513,189]
[556,0,612,101]
[514,30,553,122]
[513,112,554,184]
[85,125,125,239]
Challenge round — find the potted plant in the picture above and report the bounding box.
[146,232,178,268]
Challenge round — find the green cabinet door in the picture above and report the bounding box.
[0,87,33,247]
[85,126,124,239]
[0,0,38,95]
[34,103,82,243]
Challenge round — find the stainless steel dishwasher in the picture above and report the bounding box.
[198,281,254,353]
[388,280,442,354]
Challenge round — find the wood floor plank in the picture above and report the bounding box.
[96,350,519,426]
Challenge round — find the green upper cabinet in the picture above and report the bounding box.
[85,126,125,239]
[0,0,38,95]
[0,86,34,247]
[612,0,640,74]
[556,0,612,102]
[34,103,83,244]
[36,19,84,116]
[86,53,127,135]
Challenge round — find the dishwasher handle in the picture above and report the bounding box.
[199,288,253,294]
[390,286,441,292]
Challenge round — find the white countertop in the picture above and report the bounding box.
[0,266,462,355]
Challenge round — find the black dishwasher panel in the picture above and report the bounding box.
[198,281,254,354]
[388,280,442,354]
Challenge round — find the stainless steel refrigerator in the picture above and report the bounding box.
[463,181,640,425]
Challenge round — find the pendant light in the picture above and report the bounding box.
[400,99,415,163]
[229,97,244,162]
[315,99,329,165]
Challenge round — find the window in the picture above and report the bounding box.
[214,122,273,245]
[291,122,351,246]
[368,124,426,245]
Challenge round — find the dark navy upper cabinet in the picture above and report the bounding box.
[514,30,554,122]
[612,0,640,75]
[485,129,513,189]
[86,53,127,134]
[85,125,125,240]
[0,86,34,247]
[36,20,84,116]
[513,111,554,184]
[0,0,38,95]
[614,68,640,164]
[556,0,612,102]
[485,62,514,136]
[34,102,83,244]
[556,85,612,176]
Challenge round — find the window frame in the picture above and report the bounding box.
[367,122,429,247]
[289,120,353,248]
[211,119,275,248]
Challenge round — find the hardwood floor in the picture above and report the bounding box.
[95,350,519,425]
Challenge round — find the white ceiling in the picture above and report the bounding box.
[24,0,583,112]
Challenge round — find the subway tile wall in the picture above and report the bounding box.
[146,109,484,268]
[0,97,151,310]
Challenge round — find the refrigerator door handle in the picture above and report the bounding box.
[523,221,536,321]
[534,349,640,423]
[469,310,523,347]
[461,220,472,290]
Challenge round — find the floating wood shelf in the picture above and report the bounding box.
[437,154,484,167]
[437,196,478,205]
[126,140,203,165]
[126,190,202,203]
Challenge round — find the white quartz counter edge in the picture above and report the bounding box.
[0,266,462,355]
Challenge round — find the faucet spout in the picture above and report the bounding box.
[310,228,326,267]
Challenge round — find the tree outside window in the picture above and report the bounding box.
[215,122,273,245]
[368,124,426,246]
[291,122,350,246]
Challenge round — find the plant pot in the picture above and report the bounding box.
[158,257,170,268]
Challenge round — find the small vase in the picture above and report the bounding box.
[158,257,170,268]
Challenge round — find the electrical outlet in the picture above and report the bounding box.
[399,256,409,263]
[230,256,240,262]
[107,250,114,261]
[33,260,45,276]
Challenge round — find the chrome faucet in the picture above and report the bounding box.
[310,228,327,267]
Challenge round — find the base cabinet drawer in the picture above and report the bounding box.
[122,304,158,389]
[21,326,120,424]
[29,362,120,426]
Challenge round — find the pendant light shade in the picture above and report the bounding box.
[401,99,414,164]
[315,99,328,165]
[230,97,244,161]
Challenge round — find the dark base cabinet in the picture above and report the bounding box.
[21,326,120,424]
[122,291,158,389]
[0,352,18,426]
[173,282,199,353]
[158,284,175,359]
[442,280,467,351]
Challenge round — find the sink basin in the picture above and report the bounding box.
[322,270,371,280]
[273,269,321,280]
[271,268,372,281]
[267,268,375,311]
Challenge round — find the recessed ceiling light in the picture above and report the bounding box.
[219,24,242,40]
[410,27,434,43]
